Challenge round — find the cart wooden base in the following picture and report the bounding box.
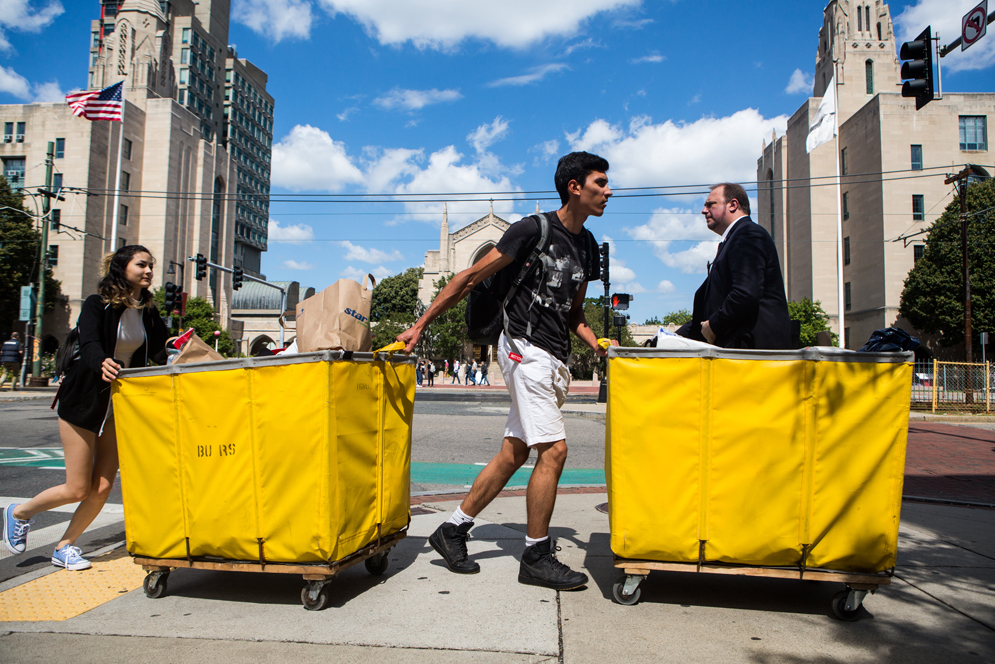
[134,530,407,611]
[613,555,892,621]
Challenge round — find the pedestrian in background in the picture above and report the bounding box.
[416,361,423,387]
[480,361,490,386]
[465,360,475,385]
[444,359,449,381]
[427,360,435,386]
[2,245,168,571]
[452,359,461,384]
[0,331,23,391]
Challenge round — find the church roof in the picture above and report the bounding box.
[450,211,511,243]
[119,0,167,22]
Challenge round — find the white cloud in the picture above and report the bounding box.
[339,240,403,263]
[268,218,316,243]
[0,65,30,98]
[342,265,393,282]
[563,38,600,56]
[316,0,641,49]
[488,63,568,87]
[630,53,665,64]
[31,80,63,102]
[337,107,359,121]
[602,234,637,285]
[283,259,314,270]
[373,87,462,111]
[626,208,718,275]
[233,0,313,42]
[467,116,510,154]
[657,280,675,293]
[784,68,813,95]
[271,125,365,191]
[566,109,789,190]
[0,0,63,53]
[687,93,701,106]
[531,139,560,165]
[894,0,995,74]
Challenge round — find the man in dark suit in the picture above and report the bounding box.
[677,183,791,349]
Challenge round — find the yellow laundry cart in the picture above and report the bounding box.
[606,345,913,620]
[113,349,415,610]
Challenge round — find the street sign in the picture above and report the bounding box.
[962,0,988,51]
[19,286,35,321]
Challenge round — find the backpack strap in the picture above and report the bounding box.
[501,213,550,361]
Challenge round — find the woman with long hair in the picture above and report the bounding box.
[2,245,168,570]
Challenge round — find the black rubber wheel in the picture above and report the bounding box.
[832,590,861,621]
[143,573,168,599]
[612,580,641,606]
[301,583,329,611]
[365,552,389,576]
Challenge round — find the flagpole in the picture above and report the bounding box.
[108,88,125,251]
[832,62,845,348]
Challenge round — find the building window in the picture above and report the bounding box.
[877,22,882,41]
[3,157,25,191]
[843,192,849,220]
[55,138,65,158]
[123,138,132,160]
[858,6,862,31]
[913,194,924,221]
[179,69,188,84]
[119,204,128,226]
[181,48,189,64]
[50,208,61,231]
[844,236,851,265]
[959,116,988,151]
[766,169,775,239]
[48,245,58,266]
[845,327,851,349]
[865,60,874,95]
[15,122,24,142]
[914,244,925,262]
[53,173,62,194]
[866,6,871,34]
[3,122,11,142]
[845,282,852,311]
[121,171,130,191]
[182,27,190,43]
[911,144,923,170]
[841,147,847,176]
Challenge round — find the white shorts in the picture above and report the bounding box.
[498,333,571,447]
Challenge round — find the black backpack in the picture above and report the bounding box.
[54,326,81,379]
[465,214,551,349]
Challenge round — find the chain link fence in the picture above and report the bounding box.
[911,360,993,413]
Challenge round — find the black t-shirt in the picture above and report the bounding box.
[496,212,601,362]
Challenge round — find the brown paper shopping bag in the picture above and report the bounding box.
[172,333,224,365]
[295,274,376,352]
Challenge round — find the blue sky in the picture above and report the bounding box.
[2,0,993,323]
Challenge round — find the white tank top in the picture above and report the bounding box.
[114,305,146,367]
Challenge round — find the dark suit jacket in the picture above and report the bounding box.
[677,217,791,349]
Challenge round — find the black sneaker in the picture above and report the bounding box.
[519,539,588,590]
[428,522,480,574]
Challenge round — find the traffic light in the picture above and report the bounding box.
[900,26,933,110]
[611,293,632,310]
[195,253,207,281]
[600,242,610,283]
[232,266,243,291]
[163,281,179,314]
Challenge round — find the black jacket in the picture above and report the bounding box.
[678,217,791,349]
[57,294,168,433]
[1,338,22,364]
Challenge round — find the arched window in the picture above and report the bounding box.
[767,169,775,241]
[865,59,874,95]
[866,7,871,34]
[857,5,863,32]
[877,22,882,41]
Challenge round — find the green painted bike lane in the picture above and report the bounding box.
[0,448,66,468]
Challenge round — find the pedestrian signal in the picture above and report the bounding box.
[611,293,632,310]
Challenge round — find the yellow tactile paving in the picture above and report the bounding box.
[0,548,146,622]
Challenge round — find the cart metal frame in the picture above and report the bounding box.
[136,529,407,611]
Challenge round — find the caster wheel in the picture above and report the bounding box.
[365,552,389,576]
[612,580,641,605]
[301,583,330,611]
[143,572,168,599]
[832,590,860,621]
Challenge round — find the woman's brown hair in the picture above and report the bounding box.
[98,245,156,309]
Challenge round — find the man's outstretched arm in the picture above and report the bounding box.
[397,247,514,353]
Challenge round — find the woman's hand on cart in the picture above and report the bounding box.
[101,357,122,382]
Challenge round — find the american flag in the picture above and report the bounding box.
[66,82,124,121]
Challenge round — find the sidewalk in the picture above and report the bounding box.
[1,490,992,662]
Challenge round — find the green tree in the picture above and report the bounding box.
[371,267,423,322]
[569,296,635,380]
[372,312,415,351]
[661,309,692,326]
[644,316,662,325]
[0,178,61,338]
[424,273,466,361]
[900,178,995,347]
[151,290,235,355]
[788,298,837,346]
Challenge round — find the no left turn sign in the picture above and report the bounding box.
[963,0,988,51]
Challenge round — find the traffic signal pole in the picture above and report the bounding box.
[32,142,54,378]
[598,242,610,404]
[189,256,288,346]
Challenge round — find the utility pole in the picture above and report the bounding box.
[945,166,975,403]
[32,142,54,378]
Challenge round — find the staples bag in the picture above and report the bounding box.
[296,275,376,352]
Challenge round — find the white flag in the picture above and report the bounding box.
[806,75,836,153]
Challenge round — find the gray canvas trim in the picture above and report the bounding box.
[608,346,913,364]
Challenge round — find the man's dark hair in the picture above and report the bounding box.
[713,183,751,215]
[555,152,609,205]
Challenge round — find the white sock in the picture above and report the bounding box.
[525,535,548,548]
[446,506,474,527]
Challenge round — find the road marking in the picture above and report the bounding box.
[0,448,65,469]
[411,462,604,487]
